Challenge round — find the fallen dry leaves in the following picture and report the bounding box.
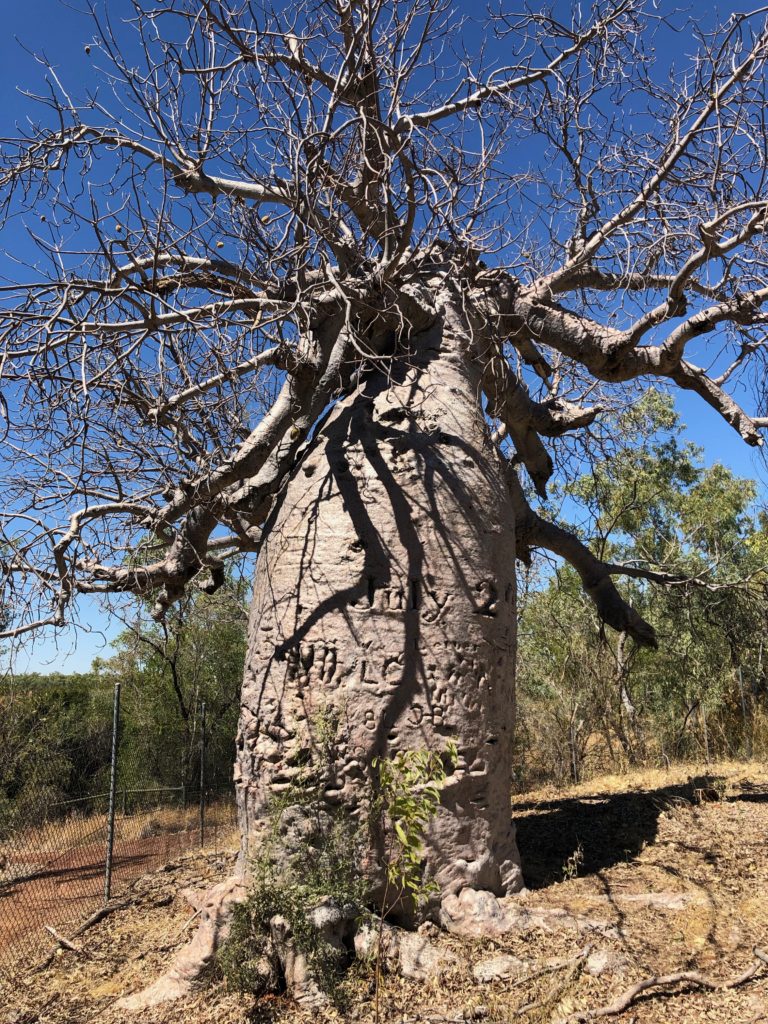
[1,760,767,1024]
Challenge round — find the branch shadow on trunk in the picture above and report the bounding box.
[260,347,517,907]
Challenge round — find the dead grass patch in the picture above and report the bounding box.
[2,761,767,1024]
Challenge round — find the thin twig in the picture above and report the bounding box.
[558,947,768,1023]
[71,900,130,937]
[517,945,591,1016]
[36,900,130,970]
[511,945,593,990]
[43,925,85,956]
[172,906,203,940]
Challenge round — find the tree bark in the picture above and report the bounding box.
[234,302,524,909]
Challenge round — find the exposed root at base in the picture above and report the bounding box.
[114,884,618,1012]
[440,887,616,939]
[116,876,247,1011]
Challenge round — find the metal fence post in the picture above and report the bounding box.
[738,666,752,758]
[199,701,206,848]
[104,681,121,904]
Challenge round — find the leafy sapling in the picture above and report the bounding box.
[373,741,458,906]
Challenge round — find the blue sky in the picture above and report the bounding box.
[1,1,767,673]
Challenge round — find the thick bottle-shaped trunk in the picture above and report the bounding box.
[235,310,523,905]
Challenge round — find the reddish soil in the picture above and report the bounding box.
[0,828,211,970]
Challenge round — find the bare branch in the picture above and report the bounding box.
[508,468,657,648]
[1,0,767,636]
[395,3,636,132]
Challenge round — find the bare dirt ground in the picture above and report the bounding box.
[0,831,204,952]
[0,802,237,970]
[2,760,768,1024]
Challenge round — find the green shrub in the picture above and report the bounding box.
[219,807,368,998]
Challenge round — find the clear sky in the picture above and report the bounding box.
[1,0,766,673]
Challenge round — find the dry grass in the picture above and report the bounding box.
[116,799,238,845]
[520,758,768,801]
[1,798,237,874]
[2,761,768,1024]
[0,798,238,976]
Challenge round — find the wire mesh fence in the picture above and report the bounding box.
[0,680,238,977]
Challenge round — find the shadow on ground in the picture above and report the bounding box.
[514,775,768,889]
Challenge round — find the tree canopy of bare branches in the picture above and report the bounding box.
[2,0,768,646]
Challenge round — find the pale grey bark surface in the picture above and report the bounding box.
[237,291,522,902]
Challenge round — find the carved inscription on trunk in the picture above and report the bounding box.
[236,313,523,903]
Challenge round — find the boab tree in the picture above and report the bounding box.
[2,0,768,953]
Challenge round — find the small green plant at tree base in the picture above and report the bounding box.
[373,741,458,906]
[220,738,457,1012]
[219,808,369,1001]
[369,742,458,1024]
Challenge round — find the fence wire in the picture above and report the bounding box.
[0,681,237,976]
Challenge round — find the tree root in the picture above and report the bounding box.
[114,880,765,1018]
[115,876,247,1011]
[557,947,768,1023]
[441,887,616,939]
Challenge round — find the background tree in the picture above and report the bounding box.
[517,393,768,784]
[99,572,248,793]
[2,0,768,948]
[0,576,248,842]
[0,673,113,836]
